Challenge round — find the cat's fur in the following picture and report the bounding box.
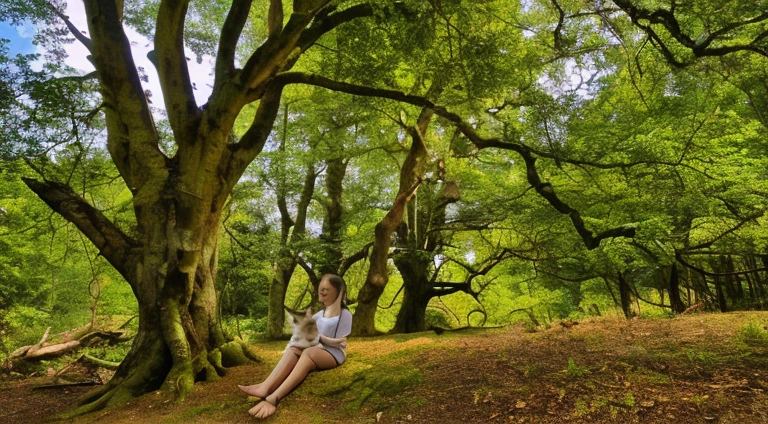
[287,308,320,349]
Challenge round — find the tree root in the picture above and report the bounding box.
[60,338,170,418]
[214,339,261,368]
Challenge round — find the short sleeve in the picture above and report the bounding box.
[335,309,353,338]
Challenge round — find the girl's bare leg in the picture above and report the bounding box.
[238,347,302,398]
[249,346,337,419]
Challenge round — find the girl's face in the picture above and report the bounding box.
[318,278,338,307]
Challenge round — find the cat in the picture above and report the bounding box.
[287,308,320,349]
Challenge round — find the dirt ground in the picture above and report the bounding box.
[1,311,767,423]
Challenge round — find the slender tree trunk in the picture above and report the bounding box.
[318,157,347,277]
[668,264,685,313]
[266,256,298,339]
[618,272,633,319]
[714,276,727,312]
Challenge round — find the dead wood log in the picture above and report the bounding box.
[11,325,132,364]
[11,327,51,359]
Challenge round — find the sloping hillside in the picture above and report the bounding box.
[2,312,767,423]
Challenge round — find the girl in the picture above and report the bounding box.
[239,274,352,419]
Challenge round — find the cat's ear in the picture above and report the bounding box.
[305,308,313,319]
[293,314,300,324]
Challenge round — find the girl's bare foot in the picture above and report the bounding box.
[238,383,269,398]
[248,395,278,419]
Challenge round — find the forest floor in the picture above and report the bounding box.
[1,311,768,424]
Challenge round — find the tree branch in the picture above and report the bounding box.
[48,2,92,52]
[155,0,199,141]
[268,0,284,39]
[22,178,139,286]
[675,251,768,277]
[685,210,765,251]
[338,242,374,277]
[83,0,164,192]
[613,0,768,66]
[214,0,254,89]
[227,85,285,186]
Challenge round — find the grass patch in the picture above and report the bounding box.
[519,363,543,379]
[626,367,671,385]
[682,348,715,366]
[735,322,768,347]
[303,337,434,415]
[566,358,589,378]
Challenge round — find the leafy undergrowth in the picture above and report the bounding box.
[2,312,768,423]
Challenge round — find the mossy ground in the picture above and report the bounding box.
[2,311,768,423]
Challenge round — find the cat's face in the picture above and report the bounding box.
[292,308,318,338]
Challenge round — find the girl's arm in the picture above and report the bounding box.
[319,334,347,347]
[320,309,352,347]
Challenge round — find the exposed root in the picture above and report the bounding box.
[60,338,170,418]
[162,360,194,401]
[193,352,221,382]
[217,340,261,367]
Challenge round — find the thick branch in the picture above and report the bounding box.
[155,0,199,141]
[215,0,255,88]
[293,163,318,239]
[613,0,768,65]
[83,0,164,190]
[339,242,374,277]
[22,178,138,285]
[227,85,285,185]
[293,3,375,57]
[268,0,284,38]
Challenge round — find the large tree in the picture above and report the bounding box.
[3,0,418,414]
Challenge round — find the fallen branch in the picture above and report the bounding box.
[32,381,100,390]
[10,325,133,365]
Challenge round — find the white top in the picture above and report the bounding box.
[313,309,353,364]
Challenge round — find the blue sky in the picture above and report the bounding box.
[0,21,36,56]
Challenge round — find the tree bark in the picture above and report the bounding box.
[392,252,432,333]
[668,264,685,313]
[618,272,634,319]
[318,157,347,277]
